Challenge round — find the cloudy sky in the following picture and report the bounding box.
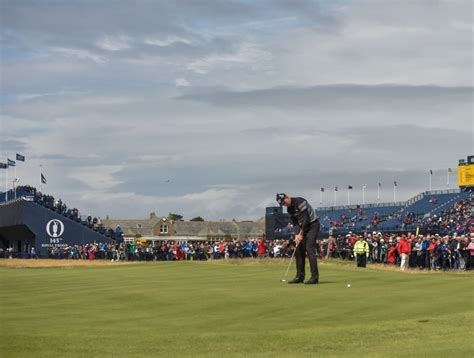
[1,0,473,220]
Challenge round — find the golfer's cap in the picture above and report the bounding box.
[276,193,287,206]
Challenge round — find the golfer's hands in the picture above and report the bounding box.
[295,233,303,246]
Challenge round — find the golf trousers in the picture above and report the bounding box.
[400,253,409,271]
[356,254,367,267]
[295,220,320,279]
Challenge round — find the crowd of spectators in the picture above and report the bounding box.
[32,238,296,261]
[324,232,474,271]
[411,196,472,236]
[2,232,472,271]
[321,207,403,232]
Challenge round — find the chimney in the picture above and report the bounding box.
[149,212,157,219]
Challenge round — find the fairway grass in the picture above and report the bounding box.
[1,260,473,357]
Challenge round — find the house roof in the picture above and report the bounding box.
[102,218,161,237]
[173,221,264,237]
[102,217,264,238]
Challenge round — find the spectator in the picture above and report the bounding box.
[397,235,411,271]
[467,235,474,270]
[353,236,369,268]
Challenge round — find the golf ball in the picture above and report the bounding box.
[347,284,351,288]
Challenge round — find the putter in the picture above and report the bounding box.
[280,243,298,282]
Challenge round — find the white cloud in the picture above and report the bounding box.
[95,35,131,51]
[187,42,273,74]
[67,165,124,191]
[144,35,192,47]
[50,47,107,63]
[175,78,190,87]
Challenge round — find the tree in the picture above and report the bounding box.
[168,212,183,221]
[190,216,205,222]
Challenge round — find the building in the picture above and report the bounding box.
[102,213,264,243]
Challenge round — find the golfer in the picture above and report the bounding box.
[276,193,320,284]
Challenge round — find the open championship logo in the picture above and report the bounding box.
[46,219,64,238]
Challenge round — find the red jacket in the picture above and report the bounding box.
[397,239,411,255]
[258,238,267,255]
[387,247,397,263]
[349,236,357,247]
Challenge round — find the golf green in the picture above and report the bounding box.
[1,260,473,357]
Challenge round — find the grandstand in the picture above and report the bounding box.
[0,186,119,257]
[266,189,472,239]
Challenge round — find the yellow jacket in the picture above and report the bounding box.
[353,239,369,257]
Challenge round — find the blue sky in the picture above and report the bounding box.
[1,0,473,220]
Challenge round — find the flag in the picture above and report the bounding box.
[16,153,25,162]
[41,173,47,184]
[430,169,433,175]
[334,186,338,192]
[0,162,7,169]
[348,185,353,190]
[7,158,15,167]
[394,181,398,187]
[378,182,381,187]
[448,168,452,173]
[320,188,324,192]
[362,184,367,189]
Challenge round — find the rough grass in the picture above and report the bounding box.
[0,259,473,358]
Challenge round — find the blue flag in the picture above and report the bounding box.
[16,153,25,162]
[7,158,15,167]
[0,162,7,169]
[41,173,47,184]
[320,187,324,192]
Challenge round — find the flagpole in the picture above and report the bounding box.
[393,183,396,203]
[377,183,380,203]
[447,169,450,188]
[334,189,337,206]
[5,165,8,201]
[347,189,350,205]
[429,170,432,191]
[319,190,323,206]
[362,186,365,205]
[40,164,43,192]
[14,165,17,199]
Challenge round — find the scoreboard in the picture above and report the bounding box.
[458,155,474,188]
